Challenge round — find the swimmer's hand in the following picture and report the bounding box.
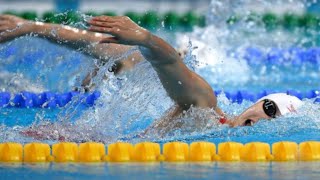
[88,16,150,46]
[0,15,34,43]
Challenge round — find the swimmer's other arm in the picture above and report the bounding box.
[88,16,223,114]
[0,14,141,60]
[0,14,143,90]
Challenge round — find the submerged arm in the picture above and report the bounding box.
[142,105,183,137]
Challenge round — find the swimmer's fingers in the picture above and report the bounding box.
[0,28,10,41]
[0,21,9,31]
[89,25,113,33]
[0,15,14,20]
[89,26,121,39]
[90,15,149,46]
[0,21,8,26]
[0,15,24,23]
[0,28,7,33]
[0,24,6,32]
[91,16,121,23]
[0,16,30,43]
[91,16,116,23]
[88,20,118,28]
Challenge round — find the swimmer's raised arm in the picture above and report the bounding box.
[88,16,222,114]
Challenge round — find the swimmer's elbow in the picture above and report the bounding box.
[139,34,181,65]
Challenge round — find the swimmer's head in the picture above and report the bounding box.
[229,93,303,127]
[230,100,280,127]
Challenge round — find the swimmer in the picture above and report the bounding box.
[0,15,304,140]
[86,16,304,130]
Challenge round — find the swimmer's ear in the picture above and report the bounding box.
[99,36,119,44]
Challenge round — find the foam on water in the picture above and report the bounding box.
[0,37,94,92]
[176,26,250,89]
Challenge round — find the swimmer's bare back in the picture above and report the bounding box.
[88,16,224,120]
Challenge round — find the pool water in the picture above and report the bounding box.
[0,162,319,180]
[1,0,320,179]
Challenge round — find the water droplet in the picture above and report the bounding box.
[161,21,165,28]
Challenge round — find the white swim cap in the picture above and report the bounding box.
[257,93,303,115]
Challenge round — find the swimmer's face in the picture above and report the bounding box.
[230,101,276,127]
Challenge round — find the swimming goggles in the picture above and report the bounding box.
[262,99,277,118]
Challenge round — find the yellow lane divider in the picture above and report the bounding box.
[190,141,217,161]
[272,141,298,161]
[133,142,160,162]
[299,141,320,161]
[79,142,105,162]
[105,142,133,162]
[241,142,273,161]
[52,142,78,162]
[24,143,52,162]
[217,142,243,161]
[0,142,23,162]
[1,141,320,163]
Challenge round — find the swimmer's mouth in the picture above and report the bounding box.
[244,119,254,126]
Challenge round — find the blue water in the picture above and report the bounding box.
[1,37,319,178]
[0,162,319,180]
[0,19,320,148]
[1,1,320,179]
[1,38,319,93]
[1,97,319,145]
